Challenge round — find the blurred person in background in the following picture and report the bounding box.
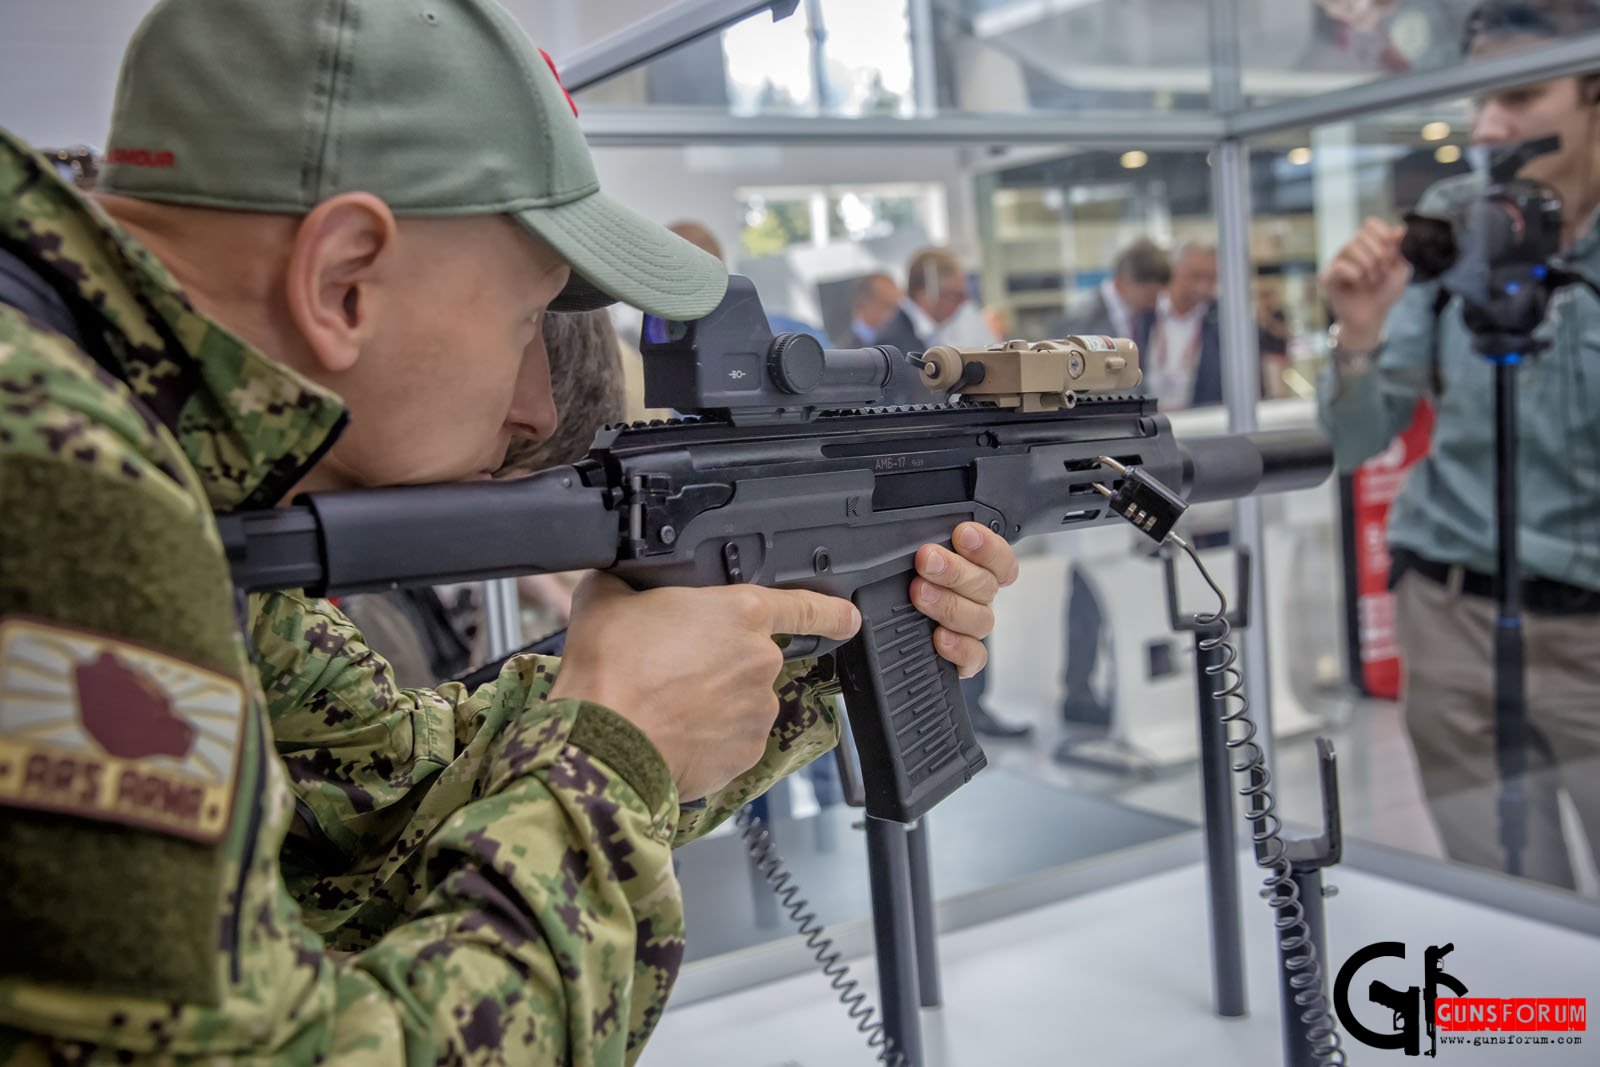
[931,278,1004,348]
[1140,242,1223,410]
[1256,278,1294,398]
[1053,237,1170,341]
[841,270,901,346]
[670,217,828,343]
[875,246,970,352]
[1047,239,1173,760]
[1317,0,1600,889]
[874,246,1032,738]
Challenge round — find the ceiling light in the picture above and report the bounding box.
[1421,121,1451,142]
[1287,147,1312,166]
[1120,150,1149,170]
[1435,144,1463,164]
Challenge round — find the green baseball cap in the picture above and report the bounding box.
[98,0,727,319]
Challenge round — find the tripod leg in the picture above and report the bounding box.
[1492,359,1528,878]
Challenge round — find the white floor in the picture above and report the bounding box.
[647,855,1599,1067]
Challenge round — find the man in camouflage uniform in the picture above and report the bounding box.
[0,1,1017,1063]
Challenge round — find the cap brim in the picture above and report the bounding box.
[514,191,728,319]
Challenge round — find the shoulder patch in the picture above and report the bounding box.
[0,616,244,842]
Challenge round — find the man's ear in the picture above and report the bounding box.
[285,193,398,374]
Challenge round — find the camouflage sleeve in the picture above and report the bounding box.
[0,325,688,1064]
[257,596,842,915]
[672,659,843,844]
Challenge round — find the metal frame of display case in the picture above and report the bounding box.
[565,0,1600,761]
[555,2,1600,1059]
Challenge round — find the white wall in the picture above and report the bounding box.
[591,143,979,264]
[0,0,681,146]
[0,0,159,146]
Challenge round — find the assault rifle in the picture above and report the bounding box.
[219,276,1331,823]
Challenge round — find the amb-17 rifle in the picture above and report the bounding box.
[219,276,1331,824]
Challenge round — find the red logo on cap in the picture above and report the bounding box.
[106,147,175,168]
[538,49,579,118]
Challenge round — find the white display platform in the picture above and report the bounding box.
[645,853,1598,1066]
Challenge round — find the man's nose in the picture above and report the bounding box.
[509,358,559,442]
[1471,104,1512,145]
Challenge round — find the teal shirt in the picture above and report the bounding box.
[1318,174,1600,591]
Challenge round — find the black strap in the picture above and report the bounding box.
[0,239,119,377]
[451,628,569,690]
[0,242,81,343]
[1429,286,1453,397]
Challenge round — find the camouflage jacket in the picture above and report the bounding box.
[0,128,840,1065]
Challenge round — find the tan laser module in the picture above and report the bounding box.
[918,336,1143,412]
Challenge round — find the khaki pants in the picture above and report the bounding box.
[1396,570,1600,889]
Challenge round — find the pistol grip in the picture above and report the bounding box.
[833,572,988,822]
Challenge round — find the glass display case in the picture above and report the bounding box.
[534,5,1600,1048]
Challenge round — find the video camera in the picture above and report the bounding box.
[1399,135,1571,356]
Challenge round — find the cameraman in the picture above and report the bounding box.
[1319,0,1600,888]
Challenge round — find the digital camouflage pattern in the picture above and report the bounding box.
[0,128,841,1064]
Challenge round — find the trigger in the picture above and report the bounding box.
[781,634,848,661]
[783,635,823,659]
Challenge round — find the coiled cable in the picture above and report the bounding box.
[1173,535,1347,1067]
[733,806,908,1067]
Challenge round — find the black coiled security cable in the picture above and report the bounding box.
[733,806,908,1067]
[1173,536,1347,1067]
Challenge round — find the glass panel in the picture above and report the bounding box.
[571,2,918,116]
[930,0,1217,115]
[570,0,1218,117]
[1237,1,1600,108]
[500,0,701,54]
[1256,95,1600,903]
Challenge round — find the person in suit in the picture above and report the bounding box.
[1049,240,1176,761]
[840,271,901,347]
[1137,242,1223,411]
[1055,243,1224,763]
[873,247,969,354]
[874,247,1033,739]
[669,217,829,343]
[1053,238,1170,341]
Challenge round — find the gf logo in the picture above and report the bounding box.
[1334,941,1468,1057]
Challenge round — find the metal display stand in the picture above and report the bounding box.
[830,720,941,1066]
[1162,547,1250,1020]
[1279,740,1343,1067]
[1163,545,1347,1063]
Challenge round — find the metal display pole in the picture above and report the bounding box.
[1228,32,1600,138]
[1278,740,1344,1067]
[482,578,522,660]
[905,818,942,1009]
[579,111,1225,147]
[560,0,799,94]
[865,817,924,1067]
[1164,548,1250,1019]
[1208,0,1276,772]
